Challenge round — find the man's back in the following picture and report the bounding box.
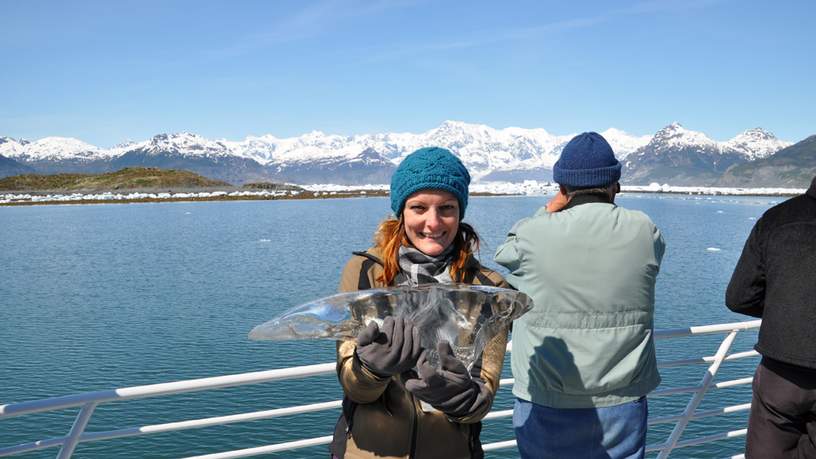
[496,197,665,408]
[726,178,816,368]
[500,131,663,458]
[726,177,816,458]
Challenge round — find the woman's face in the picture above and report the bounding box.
[402,190,460,256]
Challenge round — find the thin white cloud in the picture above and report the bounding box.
[366,0,731,61]
[616,0,732,16]
[205,0,424,59]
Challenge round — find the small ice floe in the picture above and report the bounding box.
[184,212,192,215]
[716,210,724,214]
[706,247,722,252]
[259,238,272,243]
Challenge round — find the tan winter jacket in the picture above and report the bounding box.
[331,247,509,459]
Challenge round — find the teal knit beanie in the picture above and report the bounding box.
[390,147,470,219]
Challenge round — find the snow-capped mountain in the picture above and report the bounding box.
[629,123,790,161]
[723,128,791,160]
[130,133,236,158]
[109,133,271,184]
[227,121,579,179]
[719,135,816,187]
[643,122,720,154]
[264,147,396,184]
[223,120,654,182]
[5,136,103,162]
[599,128,652,158]
[0,137,30,159]
[409,121,571,174]
[624,123,738,185]
[228,131,396,164]
[623,123,791,185]
[1,136,117,174]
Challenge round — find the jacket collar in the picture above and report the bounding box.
[808,176,816,199]
[563,192,614,210]
[353,248,385,266]
[463,252,481,271]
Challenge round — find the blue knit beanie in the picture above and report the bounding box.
[553,132,621,188]
[390,147,470,219]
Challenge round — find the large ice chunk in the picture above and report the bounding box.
[249,284,533,369]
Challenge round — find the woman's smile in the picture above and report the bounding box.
[402,190,460,256]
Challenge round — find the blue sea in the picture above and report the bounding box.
[0,194,780,458]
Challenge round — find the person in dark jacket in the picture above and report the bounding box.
[726,175,816,458]
[330,147,510,459]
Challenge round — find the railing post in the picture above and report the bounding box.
[656,330,739,459]
[56,402,98,459]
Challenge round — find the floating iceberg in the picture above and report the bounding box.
[250,284,533,369]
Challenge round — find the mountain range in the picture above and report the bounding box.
[1,121,812,187]
[623,123,794,186]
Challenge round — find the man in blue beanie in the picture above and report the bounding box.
[495,132,666,458]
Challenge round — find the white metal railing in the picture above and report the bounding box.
[0,319,761,458]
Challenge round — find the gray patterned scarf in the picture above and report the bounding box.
[395,244,455,286]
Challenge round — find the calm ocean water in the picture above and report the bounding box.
[1,194,781,458]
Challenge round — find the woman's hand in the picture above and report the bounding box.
[355,316,422,378]
[405,341,489,418]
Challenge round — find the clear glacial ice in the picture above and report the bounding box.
[249,284,533,369]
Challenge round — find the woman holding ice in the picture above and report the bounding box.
[330,147,510,459]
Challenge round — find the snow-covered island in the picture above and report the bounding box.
[0,188,386,206]
[623,182,807,196]
[304,181,808,197]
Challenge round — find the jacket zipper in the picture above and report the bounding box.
[409,405,418,459]
[405,371,418,459]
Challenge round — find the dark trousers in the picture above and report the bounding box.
[746,357,816,459]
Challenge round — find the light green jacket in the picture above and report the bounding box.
[495,200,665,408]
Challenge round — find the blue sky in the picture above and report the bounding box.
[2,0,814,147]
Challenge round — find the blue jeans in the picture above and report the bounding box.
[513,397,647,459]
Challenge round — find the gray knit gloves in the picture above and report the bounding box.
[405,341,490,418]
[355,316,422,378]
[356,319,490,419]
